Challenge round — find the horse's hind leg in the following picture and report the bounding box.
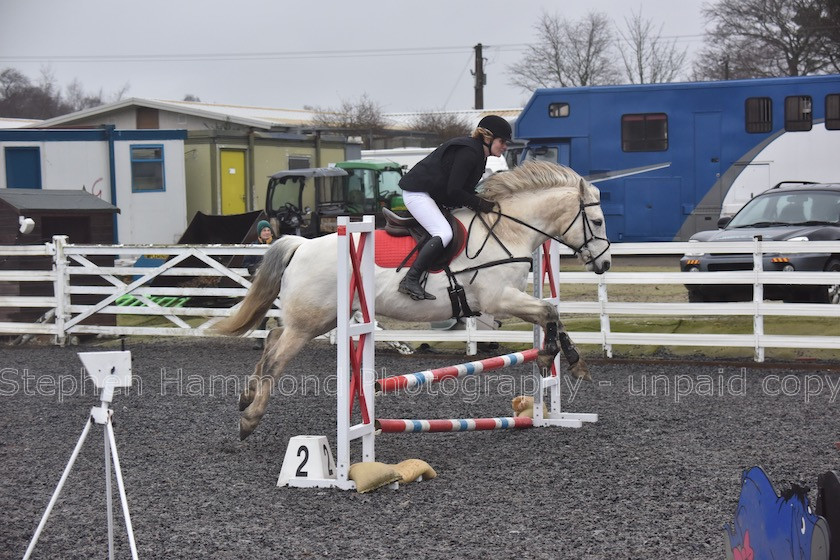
[239,327,284,412]
[239,326,312,440]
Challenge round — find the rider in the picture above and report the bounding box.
[397,115,512,300]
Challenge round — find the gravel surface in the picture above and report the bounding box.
[2,338,839,559]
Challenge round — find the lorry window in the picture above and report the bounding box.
[549,102,570,118]
[785,95,813,131]
[523,146,558,164]
[826,94,840,130]
[621,113,668,152]
[745,97,773,133]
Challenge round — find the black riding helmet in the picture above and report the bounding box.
[477,115,513,143]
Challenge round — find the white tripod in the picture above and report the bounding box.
[23,351,139,560]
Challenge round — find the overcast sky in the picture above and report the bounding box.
[0,0,709,113]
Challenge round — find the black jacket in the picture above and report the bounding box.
[399,137,487,209]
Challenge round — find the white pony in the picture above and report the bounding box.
[215,160,611,439]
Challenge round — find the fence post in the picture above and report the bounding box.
[465,317,477,356]
[52,235,70,346]
[598,277,612,358]
[752,235,765,362]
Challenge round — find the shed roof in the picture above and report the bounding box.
[26,98,522,133]
[0,189,120,213]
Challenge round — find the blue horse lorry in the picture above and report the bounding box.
[514,74,840,242]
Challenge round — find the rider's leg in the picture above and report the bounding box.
[399,191,453,300]
[399,236,446,300]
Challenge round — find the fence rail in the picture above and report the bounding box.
[1,236,838,360]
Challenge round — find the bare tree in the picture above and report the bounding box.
[694,0,833,80]
[65,79,105,112]
[0,66,121,118]
[804,0,840,72]
[617,8,687,83]
[408,112,472,145]
[309,94,389,148]
[507,10,619,91]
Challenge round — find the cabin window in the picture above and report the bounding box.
[621,113,668,152]
[130,145,165,192]
[745,97,772,133]
[288,156,310,169]
[785,95,813,131]
[549,102,570,118]
[826,94,840,130]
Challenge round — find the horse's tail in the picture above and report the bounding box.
[213,236,304,336]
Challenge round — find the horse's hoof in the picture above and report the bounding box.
[570,360,592,382]
[239,418,257,441]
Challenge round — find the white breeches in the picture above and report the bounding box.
[402,190,453,246]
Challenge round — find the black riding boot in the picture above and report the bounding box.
[399,236,445,300]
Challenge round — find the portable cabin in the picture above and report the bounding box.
[0,189,119,326]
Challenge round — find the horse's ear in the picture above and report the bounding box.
[578,177,587,195]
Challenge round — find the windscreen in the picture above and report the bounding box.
[728,191,840,227]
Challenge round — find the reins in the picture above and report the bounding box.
[450,198,611,282]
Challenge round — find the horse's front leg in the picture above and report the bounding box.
[485,288,591,381]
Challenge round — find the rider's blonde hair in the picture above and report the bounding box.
[471,127,494,145]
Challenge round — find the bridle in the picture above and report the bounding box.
[464,199,611,269]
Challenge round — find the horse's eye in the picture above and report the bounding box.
[593,219,603,227]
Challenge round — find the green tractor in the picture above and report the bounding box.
[265,159,406,237]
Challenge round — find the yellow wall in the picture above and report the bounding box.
[184,142,213,220]
[184,132,347,218]
[252,143,345,211]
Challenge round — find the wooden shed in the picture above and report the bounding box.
[0,189,119,326]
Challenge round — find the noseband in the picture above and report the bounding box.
[558,201,612,265]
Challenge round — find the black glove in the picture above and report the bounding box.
[474,197,495,213]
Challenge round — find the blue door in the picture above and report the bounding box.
[5,147,42,189]
[692,112,722,231]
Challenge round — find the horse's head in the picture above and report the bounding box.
[480,160,612,274]
[564,177,611,274]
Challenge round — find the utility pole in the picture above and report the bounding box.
[473,43,486,110]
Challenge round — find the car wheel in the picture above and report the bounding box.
[687,289,705,303]
[822,258,840,304]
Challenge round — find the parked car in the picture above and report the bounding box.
[680,182,840,303]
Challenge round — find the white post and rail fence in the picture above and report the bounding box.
[1,235,839,361]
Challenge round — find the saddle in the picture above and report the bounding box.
[379,207,466,271]
[377,208,477,319]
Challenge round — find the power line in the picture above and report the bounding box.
[0,45,477,63]
[0,33,714,64]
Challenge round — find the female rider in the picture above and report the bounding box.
[397,114,512,300]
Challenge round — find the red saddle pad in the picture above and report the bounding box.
[374,221,467,270]
[374,230,419,269]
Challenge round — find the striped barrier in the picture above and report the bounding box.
[375,348,541,393]
[280,225,595,491]
[376,417,533,433]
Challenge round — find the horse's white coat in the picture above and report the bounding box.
[217,161,612,438]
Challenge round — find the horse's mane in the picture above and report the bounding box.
[479,160,585,201]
